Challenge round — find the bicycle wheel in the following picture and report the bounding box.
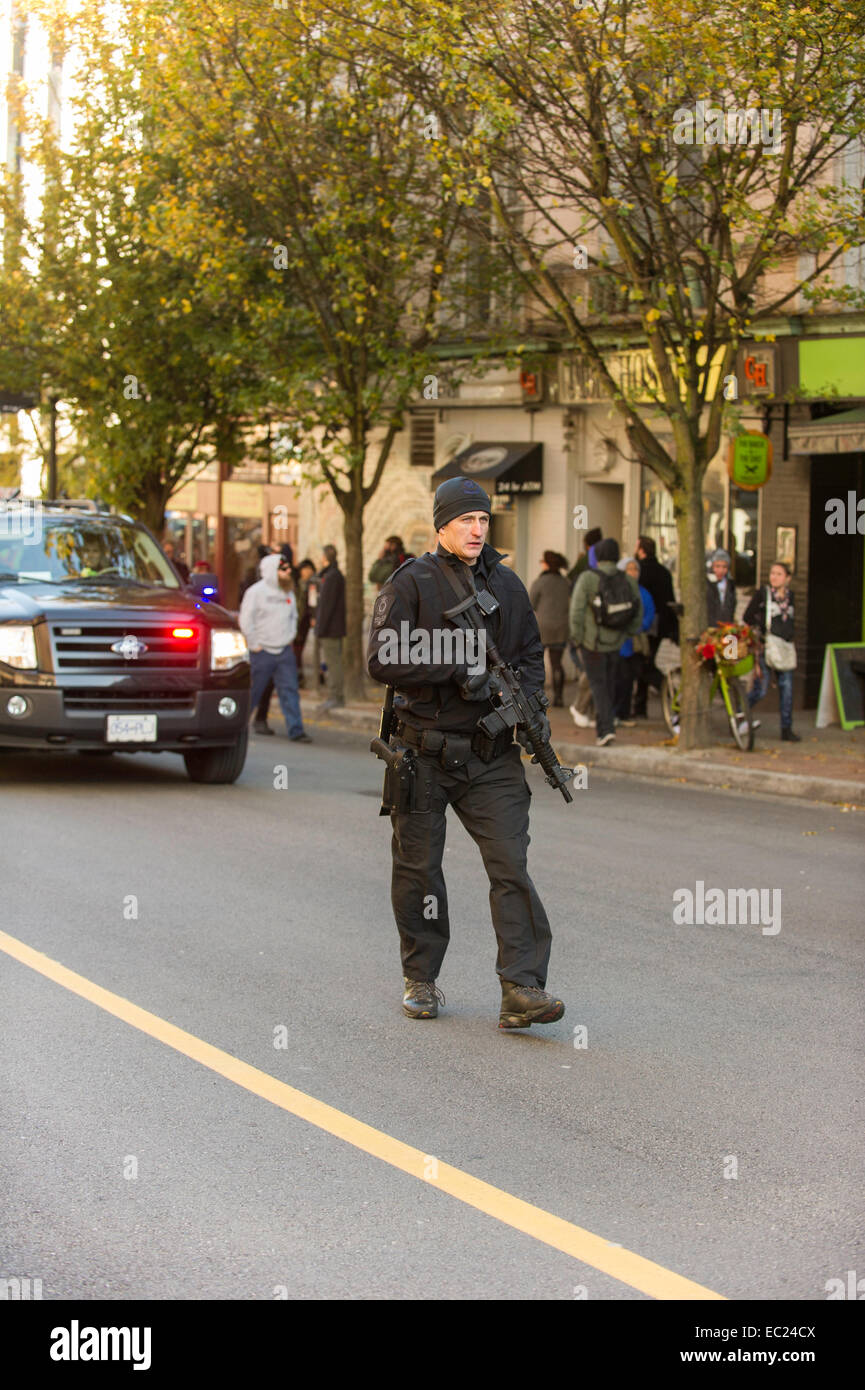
[661,668,681,736]
[725,676,754,751]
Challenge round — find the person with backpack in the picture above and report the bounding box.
[569,537,642,745]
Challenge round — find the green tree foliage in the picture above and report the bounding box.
[1,1,263,530]
[137,0,487,695]
[374,0,865,745]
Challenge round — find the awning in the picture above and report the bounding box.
[788,407,865,455]
[431,441,543,495]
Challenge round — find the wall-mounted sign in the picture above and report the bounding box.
[727,431,773,490]
[167,482,199,513]
[737,346,775,397]
[559,346,726,406]
[221,481,263,518]
[0,390,38,414]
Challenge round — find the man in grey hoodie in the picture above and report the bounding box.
[238,553,312,743]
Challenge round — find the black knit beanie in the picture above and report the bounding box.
[433,477,492,531]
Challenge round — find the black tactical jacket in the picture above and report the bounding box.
[366,542,545,733]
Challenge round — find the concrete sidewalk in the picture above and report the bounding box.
[293,683,865,806]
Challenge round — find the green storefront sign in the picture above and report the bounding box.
[727,431,773,489]
[799,338,865,398]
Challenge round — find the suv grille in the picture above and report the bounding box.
[63,689,197,712]
[50,623,202,671]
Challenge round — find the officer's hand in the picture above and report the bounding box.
[458,670,495,702]
[517,713,551,753]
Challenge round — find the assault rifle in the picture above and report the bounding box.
[370,683,415,816]
[442,579,574,805]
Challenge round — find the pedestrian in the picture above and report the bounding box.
[743,561,800,742]
[706,548,736,626]
[366,475,565,1030]
[162,539,190,584]
[567,535,600,730]
[567,525,603,589]
[632,535,678,717]
[238,554,312,743]
[569,537,642,746]
[316,544,346,711]
[614,556,655,726]
[368,535,410,591]
[292,558,317,689]
[238,544,279,730]
[529,550,571,707]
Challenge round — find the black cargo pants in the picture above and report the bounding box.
[390,742,553,987]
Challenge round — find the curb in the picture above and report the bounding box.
[299,703,865,807]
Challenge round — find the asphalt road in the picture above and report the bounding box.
[1,729,863,1301]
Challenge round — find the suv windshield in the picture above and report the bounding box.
[0,518,181,588]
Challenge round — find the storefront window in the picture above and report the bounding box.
[226,516,263,609]
[729,485,759,588]
[640,461,759,594]
[639,466,678,585]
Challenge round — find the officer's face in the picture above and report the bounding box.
[438,511,490,563]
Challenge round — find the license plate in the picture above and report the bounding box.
[106,714,158,743]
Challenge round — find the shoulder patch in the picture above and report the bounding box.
[372,590,396,629]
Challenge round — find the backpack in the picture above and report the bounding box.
[591,569,638,630]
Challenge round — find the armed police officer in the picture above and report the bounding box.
[366,476,566,1030]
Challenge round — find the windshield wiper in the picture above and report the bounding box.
[0,571,41,582]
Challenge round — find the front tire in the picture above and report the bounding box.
[183,728,248,784]
[726,678,754,751]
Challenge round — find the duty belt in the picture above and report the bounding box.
[394,719,514,766]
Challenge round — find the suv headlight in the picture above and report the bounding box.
[0,624,38,669]
[211,628,248,671]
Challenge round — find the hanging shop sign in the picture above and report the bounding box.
[727,431,773,490]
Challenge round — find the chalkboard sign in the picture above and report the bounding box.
[829,644,865,730]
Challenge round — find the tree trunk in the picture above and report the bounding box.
[342,477,366,702]
[140,478,168,538]
[672,475,711,750]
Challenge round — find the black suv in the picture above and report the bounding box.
[0,500,250,782]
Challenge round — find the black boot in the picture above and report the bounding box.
[499,980,565,1030]
[402,979,445,1019]
[781,727,801,742]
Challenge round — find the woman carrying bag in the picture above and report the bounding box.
[529,551,571,706]
[743,561,800,742]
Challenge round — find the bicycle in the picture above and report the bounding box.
[661,647,755,751]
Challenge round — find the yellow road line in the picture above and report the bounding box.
[1,929,724,1300]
